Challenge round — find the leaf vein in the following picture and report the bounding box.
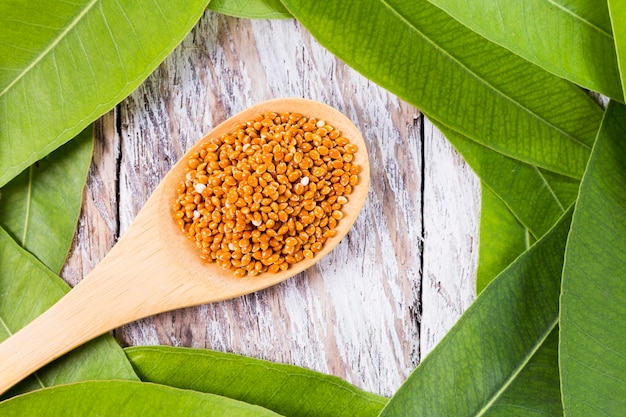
[545,0,612,39]
[474,318,558,417]
[534,167,566,211]
[100,2,128,85]
[0,0,101,98]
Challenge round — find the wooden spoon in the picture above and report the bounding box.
[0,98,370,394]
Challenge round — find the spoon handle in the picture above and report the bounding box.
[0,278,110,393]
[0,244,192,395]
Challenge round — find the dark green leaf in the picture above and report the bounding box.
[209,0,291,18]
[485,328,562,417]
[0,0,209,187]
[560,100,626,415]
[0,126,93,273]
[0,227,137,397]
[424,0,622,101]
[380,209,572,416]
[126,346,387,417]
[281,0,602,179]
[0,380,282,416]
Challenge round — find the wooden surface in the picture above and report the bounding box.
[62,11,480,397]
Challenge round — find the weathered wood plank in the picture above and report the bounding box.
[62,111,120,288]
[63,11,480,396]
[420,120,479,359]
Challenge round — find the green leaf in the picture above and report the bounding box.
[488,327,563,417]
[281,0,602,179]
[126,346,387,417]
[475,186,530,293]
[560,100,626,415]
[209,0,292,18]
[424,0,623,101]
[0,380,282,416]
[0,227,137,397]
[435,119,578,238]
[438,118,580,291]
[0,126,93,273]
[538,167,582,208]
[380,209,572,416]
[0,0,209,187]
[609,0,626,100]
[474,168,577,292]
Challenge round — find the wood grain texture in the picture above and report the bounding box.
[62,111,120,288]
[63,11,479,396]
[420,120,480,359]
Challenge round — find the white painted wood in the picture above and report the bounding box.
[420,119,479,359]
[63,11,480,397]
[62,111,120,288]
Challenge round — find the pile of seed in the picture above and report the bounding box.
[172,111,360,278]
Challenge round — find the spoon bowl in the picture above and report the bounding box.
[0,98,370,394]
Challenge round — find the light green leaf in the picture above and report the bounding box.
[126,346,386,417]
[281,0,602,179]
[424,0,623,101]
[609,0,626,100]
[560,100,626,415]
[475,186,530,293]
[0,126,93,273]
[209,0,291,18]
[380,209,572,416]
[0,380,282,416]
[0,227,137,397]
[0,0,209,187]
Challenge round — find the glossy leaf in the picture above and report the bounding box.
[560,101,626,415]
[0,0,209,187]
[209,0,291,18]
[609,0,626,100]
[0,380,281,416]
[0,227,137,397]
[126,346,387,417]
[0,126,93,273]
[281,0,602,179]
[424,0,622,101]
[380,209,572,416]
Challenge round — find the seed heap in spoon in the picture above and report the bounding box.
[172,111,361,278]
